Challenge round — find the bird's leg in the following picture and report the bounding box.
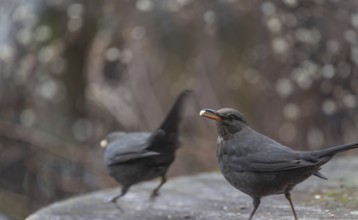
[150,175,167,199]
[285,192,298,220]
[105,186,129,211]
[248,197,261,220]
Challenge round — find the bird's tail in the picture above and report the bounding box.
[314,142,358,158]
[157,90,192,133]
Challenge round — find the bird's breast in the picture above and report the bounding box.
[216,139,234,173]
[216,138,236,158]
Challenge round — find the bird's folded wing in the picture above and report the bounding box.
[228,151,318,172]
[104,133,160,165]
[107,151,160,165]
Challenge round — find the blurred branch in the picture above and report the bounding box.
[0,121,97,175]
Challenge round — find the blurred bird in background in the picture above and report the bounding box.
[100,90,191,208]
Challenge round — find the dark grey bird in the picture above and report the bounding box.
[200,108,358,220]
[101,90,191,207]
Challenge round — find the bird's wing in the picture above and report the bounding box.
[221,129,321,172]
[104,132,160,165]
[228,150,317,172]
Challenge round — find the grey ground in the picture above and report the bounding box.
[27,157,358,220]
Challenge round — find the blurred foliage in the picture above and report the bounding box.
[0,0,358,219]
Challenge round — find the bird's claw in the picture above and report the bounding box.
[104,197,115,204]
[150,191,159,200]
[104,197,124,212]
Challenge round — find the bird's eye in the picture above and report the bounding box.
[226,115,235,120]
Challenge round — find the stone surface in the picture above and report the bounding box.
[26,157,358,220]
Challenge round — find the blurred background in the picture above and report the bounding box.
[1,0,358,219]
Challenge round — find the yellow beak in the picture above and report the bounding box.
[100,139,108,148]
[199,109,223,121]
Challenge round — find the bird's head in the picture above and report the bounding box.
[200,108,248,137]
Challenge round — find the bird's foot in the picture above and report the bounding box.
[104,197,124,212]
[150,191,159,200]
[104,196,116,204]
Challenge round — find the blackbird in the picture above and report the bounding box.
[200,108,358,220]
[100,90,191,207]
